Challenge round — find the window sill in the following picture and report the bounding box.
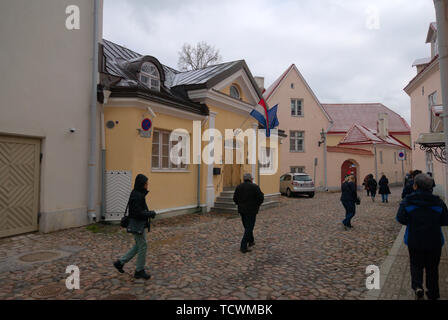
[289,150,305,153]
[291,115,304,118]
[151,169,191,173]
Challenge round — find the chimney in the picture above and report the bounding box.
[254,76,265,92]
[377,112,389,138]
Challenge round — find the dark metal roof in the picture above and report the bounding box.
[101,39,264,112]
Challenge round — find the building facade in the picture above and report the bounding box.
[404,22,445,197]
[266,65,412,191]
[0,0,103,237]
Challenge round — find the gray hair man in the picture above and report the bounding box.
[396,173,448,300]
[233,173,264,253]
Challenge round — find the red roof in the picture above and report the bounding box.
[338,124,411,149]
[327,146,374,156]
[322,103,410,134]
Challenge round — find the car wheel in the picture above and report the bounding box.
[286,188,292,197]
[308,192,315,198]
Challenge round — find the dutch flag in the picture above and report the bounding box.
[250,98,270,136]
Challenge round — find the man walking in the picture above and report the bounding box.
[396,173,448,300]
[233,173,264,253]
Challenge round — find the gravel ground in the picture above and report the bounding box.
[0,187,403,300]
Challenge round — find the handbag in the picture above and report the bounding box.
[120,201,130,228]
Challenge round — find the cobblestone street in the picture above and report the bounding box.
[0,188,405,300]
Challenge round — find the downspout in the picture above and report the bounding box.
[100,109,106,219]
[196,116,209,212]
[87,0,100,222]
[434,0,448,201]
[374,142,378,181]
[324,122,333,191]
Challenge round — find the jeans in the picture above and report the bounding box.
[381,194,388,202]
[120,232,147,272]
[341,201,356,227]
[408,247,442,300]
[240,214,256,250]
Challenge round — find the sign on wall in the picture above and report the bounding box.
[138,117,153,138]
[398,150,405,161]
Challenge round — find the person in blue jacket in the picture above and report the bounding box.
[396,173,448,300]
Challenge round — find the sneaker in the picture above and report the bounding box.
[134,269,151,280]
[113,260,124,274]
[240,247,252,253]
[415,288,424,300]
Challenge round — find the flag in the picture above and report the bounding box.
[267,104,279,129]
[250,98,270,136]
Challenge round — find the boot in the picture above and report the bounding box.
[134,269,151,280]
[113,260,125,274]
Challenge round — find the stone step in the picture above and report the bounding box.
[212,200,279,213]
[223,187,236,192]
[215,196,236,203]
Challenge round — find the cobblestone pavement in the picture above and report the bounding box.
[366,226,448,300]
[0,188,404,300]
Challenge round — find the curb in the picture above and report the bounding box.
[364,225,406,300]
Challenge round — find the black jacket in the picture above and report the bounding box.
[128,174,154,232]
[367,178,377,193]
[340,181,358,202]
[378,176,391,195]
[233,181,264,215]
[401,179,414,199]
[396,191,448,250]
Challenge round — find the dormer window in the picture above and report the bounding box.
[230,85,240,99]
[140,62,160,91]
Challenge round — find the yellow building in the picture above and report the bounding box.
[99,40,283,219]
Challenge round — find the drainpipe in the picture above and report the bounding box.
[374,142,378,181]
[87,0,100,222]
[324,122,333,191]
[100,109,106,219]
[196,116,208,213]
[434,0,448,201]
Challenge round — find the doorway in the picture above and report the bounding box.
[341,160,358,186]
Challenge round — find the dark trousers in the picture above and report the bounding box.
[240,214,256,249]
[341,201,356,227]
[408,247,442,300]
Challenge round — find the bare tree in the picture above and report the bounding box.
[178,41,222,71]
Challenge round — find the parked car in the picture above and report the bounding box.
[280,173,315,198]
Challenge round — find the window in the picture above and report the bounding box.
[291,83,294,89]
[230,85,240,99]
[379,151,383,164]
[140,62,160,91]
[290,166,305,173]
[428,91,440,132]
[293,175,312,181]
[290,131,304,152]
[151,129,187,170]
[291,99,303,116]
[284,175,291,181]
[394,152,397,164]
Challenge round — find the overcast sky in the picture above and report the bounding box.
[103,0,437,123]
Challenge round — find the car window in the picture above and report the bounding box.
[280,175,285,181]
[293,175,312,181]
[285,175,291,181]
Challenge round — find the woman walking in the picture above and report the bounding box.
[363,174,371,196]
[367,174,378,202]
[341,175,359,230]
[113,174,156,280]
[379,174,391,203]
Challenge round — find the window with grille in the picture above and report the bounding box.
[290,131,304,152]
[291,99,303,116]
[290,166,305,173]
[140,62,160,91]
[151,129,187,170]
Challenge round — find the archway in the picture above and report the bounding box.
[341,159,359,186]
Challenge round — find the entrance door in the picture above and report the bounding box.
[0,136,40,238]
[341,160,357,185]
[223,143,242,188]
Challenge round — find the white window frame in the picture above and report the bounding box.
[291,99,303,117]
[290,131,304,152]
[290,166,305,173]
[151,129,188,171]
[140,62,160,91]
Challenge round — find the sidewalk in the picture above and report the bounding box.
[365,227,448,300]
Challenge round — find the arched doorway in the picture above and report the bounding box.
[341,160,358,186]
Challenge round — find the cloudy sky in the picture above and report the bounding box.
[103,0,437,123]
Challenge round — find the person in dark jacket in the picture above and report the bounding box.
[367,174,377,202]
[233,173,264,253]
[114,174,156,280]
[340,175,359,230]
[378,174,391,203]
[362,174,371,196]
[396,173,448,300]
[402,170,422,199]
